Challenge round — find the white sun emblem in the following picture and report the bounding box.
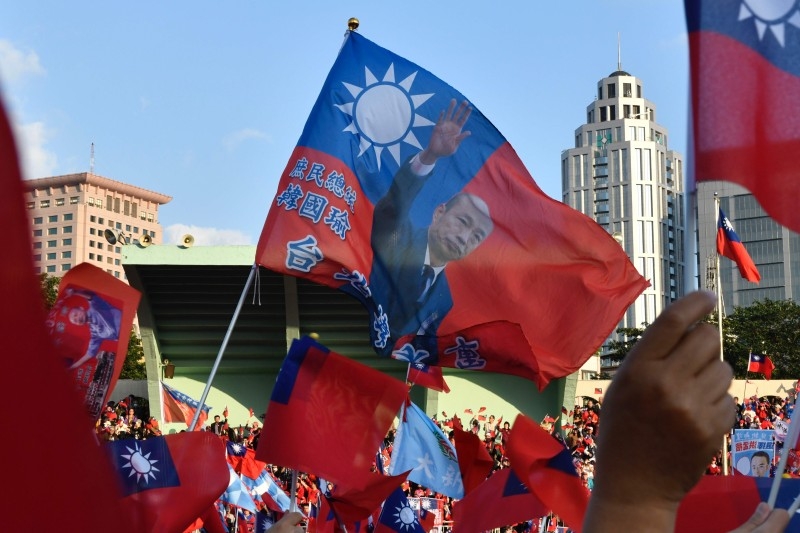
[391,502,419,531]
[739,0,800,46]
[120,442,160,484]
[336,64,436,170]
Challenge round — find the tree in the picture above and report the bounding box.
[722,298,800,379]
[604,325,647,365]
[120,328,147,380]
[39,272,60,309]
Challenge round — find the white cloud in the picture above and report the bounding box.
[164,223,252,246]
[0,39,45,84]
[15,120,58,179]
[222,128,269,152]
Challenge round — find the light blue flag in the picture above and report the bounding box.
[242,468,291,512]
[221,464,257,513]
[389,401,464,498]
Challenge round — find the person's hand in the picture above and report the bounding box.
[419,99,471,164]
[584,291,735,531]
[728,502,790,533]
[266,511,305,533]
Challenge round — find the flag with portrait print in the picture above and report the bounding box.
[255,30,648,391]
[685,0,800,234]
[46,262,141,420]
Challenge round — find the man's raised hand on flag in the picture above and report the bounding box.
[418,99,472,165]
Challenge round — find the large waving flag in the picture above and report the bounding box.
[325,471,409,525]
[0,89,136,533]
[389,401,464,499]
[255,30,648,391]
[717,208,760,283]
[685,0,800,234]
[452,468,548,533]
[256,336,408,490]
[107,432,229,533]
[161,382,212,429]
[507,414,589,532]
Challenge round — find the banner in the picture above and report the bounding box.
[255,30,648,390]
[46,262,141,420]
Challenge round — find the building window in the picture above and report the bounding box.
[114,258,121,266]
[63,213,73,221]
[47,227,58,235]
[46,265,56,273]
[63,226,73,234]
[90,228,96,235]
[140,211,147,220]
[89,253,95,260]
[48,215,58,222]
[90,215,96,223]
[97,255,103,262]
[61,264,71,271]
[26,202,35,209]
[62,251,72,259]
[96,199,103,208]
[33,229,43,237]
[598,85,603,100]
[124,200,130,216]
[132,202,137,217]
[40,200,50,208]
[88,197,95,206]
[98,217,104,224]
[125,224,131,232]
[623,83,632,97]
[70,196,79,204]
[114,197,121,213]
[47,240,57,247]
[33,217,43,224]
[89,241,95,248]
[147,213,154,222]
[56,198,65,206]
[46,252,56,260]
[62,238,72,246]
[33,241,42,249]
[114,271,120,278]
[608,83,616,98]
[33,254,41,261]
[115,246,121,254]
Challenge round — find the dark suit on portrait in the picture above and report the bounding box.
[370,158,453,344]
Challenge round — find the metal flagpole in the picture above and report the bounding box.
[714,194,731,476]
[188,263,258,431]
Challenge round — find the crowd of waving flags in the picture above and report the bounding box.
[9,0,800,529]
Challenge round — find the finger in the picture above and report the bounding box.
[630,291,717,363]
[454,101,472,128]
[443,98,457,121]
[663,322,720,377]
[728,502,771,533]
[279,511,305,526]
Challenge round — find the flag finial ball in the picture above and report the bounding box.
[348,18,359,31]
[309,332,320,340]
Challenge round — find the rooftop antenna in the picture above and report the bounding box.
[617,32,622,72]
[90,142,95,174]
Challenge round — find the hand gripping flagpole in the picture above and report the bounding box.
[188,263,257,431]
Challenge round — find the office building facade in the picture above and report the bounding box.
[561,68,686,373]
[24,173,171,280]
[696,180,797,316]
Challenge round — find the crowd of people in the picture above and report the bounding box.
[94,291,798,532]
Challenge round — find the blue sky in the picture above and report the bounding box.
[1,1,689,246]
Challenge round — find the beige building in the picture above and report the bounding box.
[24,173,171,280]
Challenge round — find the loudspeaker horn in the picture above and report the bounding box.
[103,228,118,245]
[139,234,153,247]
[180,234,195,248]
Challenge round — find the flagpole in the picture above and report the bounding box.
[713,194,730,476]
[188,263,257,431]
